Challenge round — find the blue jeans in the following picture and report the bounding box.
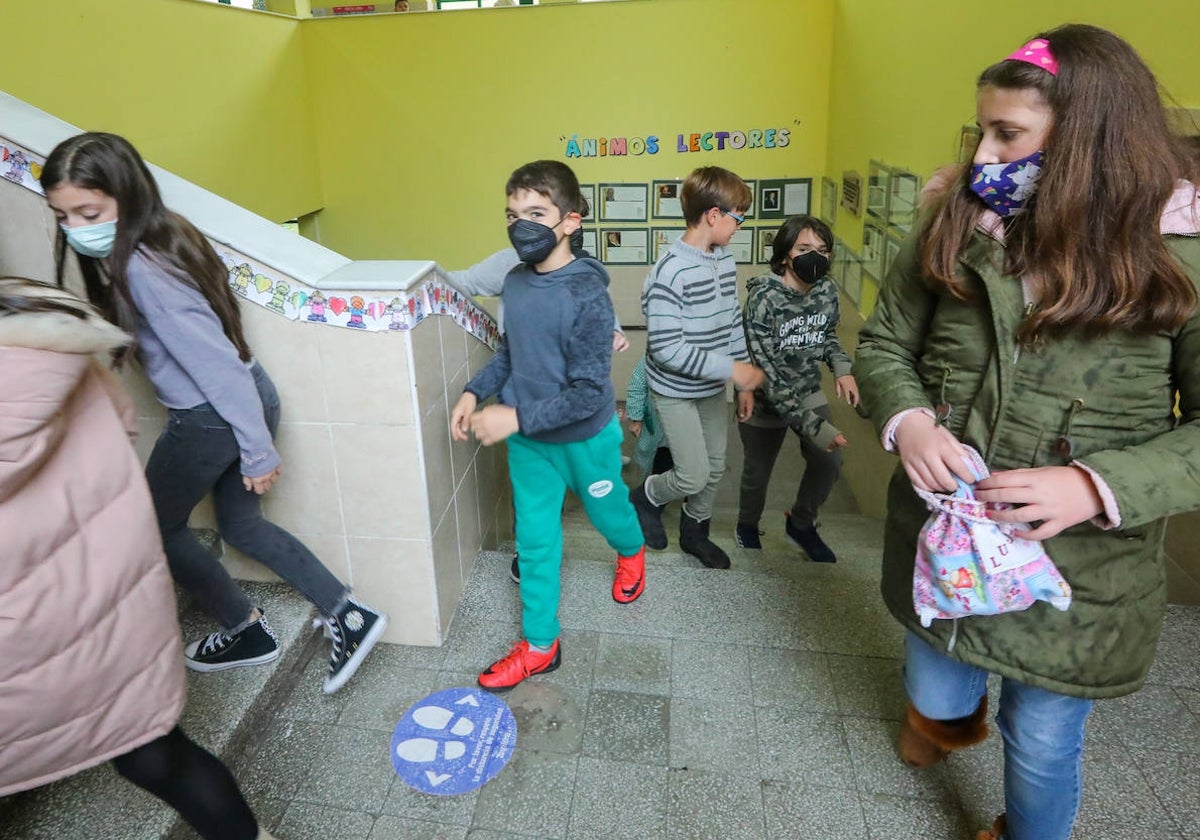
[904,632,1094,840]
[145,363,347,632]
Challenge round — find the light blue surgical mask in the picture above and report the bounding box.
[61,219,118,258]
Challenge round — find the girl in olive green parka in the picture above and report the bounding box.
[855,24,1200,840]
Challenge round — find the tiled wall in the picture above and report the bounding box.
[121,289,510,646]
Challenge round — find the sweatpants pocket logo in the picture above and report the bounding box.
[588,480,614,498]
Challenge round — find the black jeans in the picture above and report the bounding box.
[737,404,843,528]
[145,362,347,631]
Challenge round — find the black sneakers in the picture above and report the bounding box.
[631,481,668,550]
[735,522,764,549]
[318,597,388,695]
[184,615,280,672]
[679,510,731,570]
[785,512,837,563]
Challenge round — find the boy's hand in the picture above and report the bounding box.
[470,405,519,445]
[450,392,478,442]
[894,412,973,492]
[736,390,755,421]
[612,331,629,352]
[732,361,765,391]
[835,375,860,407]
[629,420,643,438]
[827,434,849,452]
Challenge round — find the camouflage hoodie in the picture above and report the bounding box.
[742,272,852,450]
[855,181,1200,699]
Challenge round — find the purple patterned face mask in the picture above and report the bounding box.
[969,150,1045,216]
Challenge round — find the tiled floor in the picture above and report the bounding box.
[240,495,1199,840]
[5,435,1198,839]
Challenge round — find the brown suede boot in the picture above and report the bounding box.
[897,696,989,768]
[974,813,1006,839]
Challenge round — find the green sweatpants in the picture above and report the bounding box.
[508,415,644,647]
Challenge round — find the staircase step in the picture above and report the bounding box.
[0,582,317,840]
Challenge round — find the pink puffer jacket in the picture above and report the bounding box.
[0,279,185,795]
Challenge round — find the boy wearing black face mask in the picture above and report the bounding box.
[445,232,629,585]
[450,160,646,692]
[735,215,860,563]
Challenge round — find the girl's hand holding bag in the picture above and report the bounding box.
[913,446,1072,629]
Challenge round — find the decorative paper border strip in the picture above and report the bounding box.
[0,136,499,348]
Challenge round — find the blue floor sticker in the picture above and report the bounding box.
[391,687,517,795]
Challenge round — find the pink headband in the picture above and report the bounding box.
[1005,38,1059,76]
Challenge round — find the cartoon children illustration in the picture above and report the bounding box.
[347,295,367,329]
[308,290,328,322]
[229,263,254,297]
[267,280,290,314]
[2,148,31,184]
[386,296,407,330]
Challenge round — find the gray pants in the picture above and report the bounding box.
[737,404,842,528]
[644,391,728,522]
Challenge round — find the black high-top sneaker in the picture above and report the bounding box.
[679,510,731,569]
[318,597,388,694]
[184,614,280,672]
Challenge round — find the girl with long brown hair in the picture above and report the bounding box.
[41,132,386,695]
[856,24,1200,840]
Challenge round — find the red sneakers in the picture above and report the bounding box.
[478,639,561,691]
[612,546,646,604]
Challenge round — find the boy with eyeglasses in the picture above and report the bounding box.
[451,160,645,691]
[632,166,764,570]
[735,215,859,563]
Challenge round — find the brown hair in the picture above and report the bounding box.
[680,166,753,226]
[506,160,588,218]
[770,215,834,276]
[41,132,252,364]
[920,24,1199,341]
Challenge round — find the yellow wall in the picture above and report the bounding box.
[826,0,1200,274]
[301,0,833,263]
[0,0,321,223]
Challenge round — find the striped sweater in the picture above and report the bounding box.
[641,238,749,398]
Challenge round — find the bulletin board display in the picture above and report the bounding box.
[756,178,812,220]
[577,176,817,266]
[579,183,597,221]
[600,228,650,264]
[599,184,649,222]
[651,228,684,263]
[651,181,684,220]
[728,228,754,264]
[580,228,598,257]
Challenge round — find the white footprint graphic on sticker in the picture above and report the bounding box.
[395,705,475,763]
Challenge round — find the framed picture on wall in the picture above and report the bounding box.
[600,227,649,264]
[578,183,597,221]
[580,228,598,258]
[820,176,838,227]
[742,179,757,219]
[757,226,778,264]
[651,227,683,262]
[599,183,648,222]
[652,181,684,219]
[757,178,812,219]
[729,228,754,264]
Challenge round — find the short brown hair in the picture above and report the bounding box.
[505,160,588,218]
[680,166,752,226]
